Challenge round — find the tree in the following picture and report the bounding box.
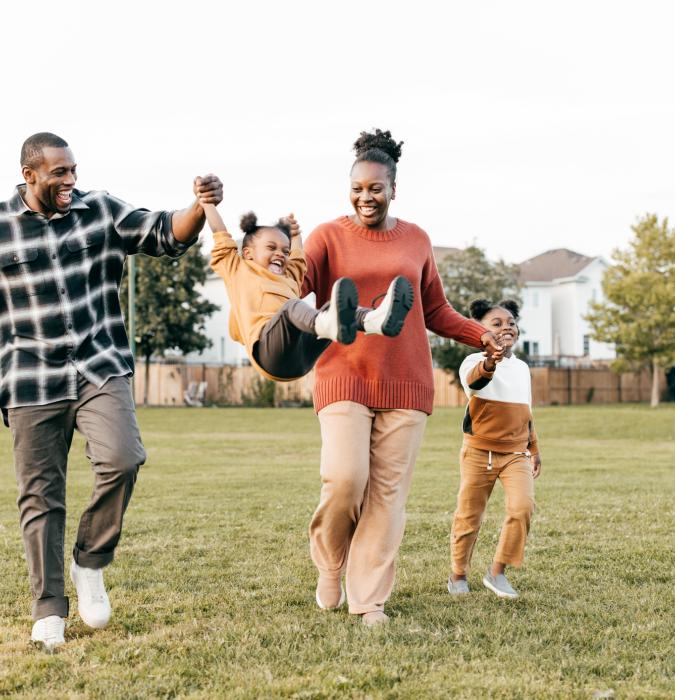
[432,246,522,380]
[586,214,675,407]
[120,242,220,404]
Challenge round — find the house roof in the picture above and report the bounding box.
[432,246,460,262]
[518,248,596,283]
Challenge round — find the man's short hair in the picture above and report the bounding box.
[20,132,69,169]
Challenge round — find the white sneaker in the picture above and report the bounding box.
[363,276,414,336]
[314,277,358,344]
[31,615,65,652]
[447,577,470,595]
[70,559,112,629]
[483,569,519,599]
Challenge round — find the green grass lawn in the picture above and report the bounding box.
[0,405,673,699]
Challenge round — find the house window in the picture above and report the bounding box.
[219,336,225,363]
[532,291,539,308]
[523,341,539,356]
[583,335,590,356]
[591,288,597,301]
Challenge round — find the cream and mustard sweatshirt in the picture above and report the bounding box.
[459,352,539,455]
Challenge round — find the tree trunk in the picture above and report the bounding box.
[650,357,661,408]
[144,353,151,406]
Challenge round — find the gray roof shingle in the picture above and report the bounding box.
[519,248,595,283]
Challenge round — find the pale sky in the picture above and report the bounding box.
[2,0,674,263]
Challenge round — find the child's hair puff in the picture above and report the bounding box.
[240,211,259,236]
[240,211,292,249]
[498,299,520,320]
[469,298,520,321]
[469,299,494,320]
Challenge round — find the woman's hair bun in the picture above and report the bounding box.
[240,211,258,235]
[499,299,520,319]
[469,298,493,320]
[353,128,403,163]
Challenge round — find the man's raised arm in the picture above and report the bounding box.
[171,174,224,242]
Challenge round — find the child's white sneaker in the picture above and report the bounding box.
[447,577,470,595]
[31,615,65,652]
[482,568,519,599]
[70,559,112,629]
[314,278,358,344]
[363,276,414,336]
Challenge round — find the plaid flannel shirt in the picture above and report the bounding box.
[0,185,195,408]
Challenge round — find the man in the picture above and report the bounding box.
[0,132,222,651]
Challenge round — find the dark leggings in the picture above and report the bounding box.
[253,299,330,380]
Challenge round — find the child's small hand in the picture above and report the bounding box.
[531,453,542,479]
[283,212,302,238]
[483,344,505,371]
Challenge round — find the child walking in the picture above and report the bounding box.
[448,299,542,599]
[204,201,413,381]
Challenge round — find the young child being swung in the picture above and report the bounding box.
[448,299,542,599]
[202,196,413,382]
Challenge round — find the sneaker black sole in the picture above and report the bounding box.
[334,277,358,344]
[381,276,414,337]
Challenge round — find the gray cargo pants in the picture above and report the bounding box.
[9,375,145,620]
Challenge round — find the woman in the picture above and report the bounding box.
[302,128,500,626]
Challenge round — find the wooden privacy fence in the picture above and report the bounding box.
[530,366,659,405]
[133,362,662,408]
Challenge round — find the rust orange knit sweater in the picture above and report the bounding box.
[301,216,487,414]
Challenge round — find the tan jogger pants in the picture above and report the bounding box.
[451,445,535,576]
[309,401,427,614]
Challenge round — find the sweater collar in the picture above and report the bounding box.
[339,215,407,241]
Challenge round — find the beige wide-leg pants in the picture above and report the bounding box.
[309,400,427,614]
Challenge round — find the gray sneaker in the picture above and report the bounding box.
[482,569,519,599]
[447,577,470,595]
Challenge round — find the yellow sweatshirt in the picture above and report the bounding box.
[209,230,306,379]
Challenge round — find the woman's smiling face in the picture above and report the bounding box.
[349,161,395,230]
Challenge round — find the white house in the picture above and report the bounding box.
[518,248,615,361]
[184,271,249,365]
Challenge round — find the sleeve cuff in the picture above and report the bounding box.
[478,361,495,378]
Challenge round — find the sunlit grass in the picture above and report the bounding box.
[1,405,673,698]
